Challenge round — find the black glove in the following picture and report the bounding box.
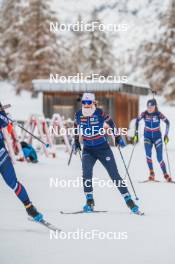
[115,135,127,148]
[0,102,6,114]
[72,138,81,154]
[0,102,3,111]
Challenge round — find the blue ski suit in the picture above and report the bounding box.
[135,110,170,174]
[0,111,30,205]
[74,108,129,196]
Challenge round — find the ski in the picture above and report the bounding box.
[60,210,108,215]
[132,211,145,216]
[28,217,61,232]
[138,180,175,184]
[138,179,160,183]
[60,210,144,216]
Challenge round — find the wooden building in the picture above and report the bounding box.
[32,80,149,128]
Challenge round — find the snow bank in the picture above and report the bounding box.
[0,81,43,121]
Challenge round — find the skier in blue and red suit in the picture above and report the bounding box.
[73,92,141,214]
[133,98,172,182]
[0,103,43,221]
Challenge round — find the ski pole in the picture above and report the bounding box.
[0,103,49,147]
[118,147,139,200]
[8,117,49,148]
[164,143,172,177]
[78,149,82,161]
[68,147,74,166]
[68,147,82,166]
[0,104,11,111]
[124,143,136,179]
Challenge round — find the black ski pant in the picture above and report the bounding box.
[82,143,129,195]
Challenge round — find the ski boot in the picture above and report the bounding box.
[164,173,172,182]
[83,193,95,213]
[148,170,155,181]
[124,195,143,215]
[26,204,43,222]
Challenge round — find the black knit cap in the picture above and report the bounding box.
[147,99,157,107]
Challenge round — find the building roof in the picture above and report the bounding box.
[32,79,150,95]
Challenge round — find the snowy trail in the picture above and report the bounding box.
[0,144,175,264]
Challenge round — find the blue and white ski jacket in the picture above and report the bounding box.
[0,111,9,166]
[135,111,170,139]
[74,108,117,147]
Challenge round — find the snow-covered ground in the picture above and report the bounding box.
[0,81,43,121]
[0,143,175,264]
[1,99,175,264]
[1,83,175,263]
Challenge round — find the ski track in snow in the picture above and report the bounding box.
[1,83,175,263]
[0,143,175,264]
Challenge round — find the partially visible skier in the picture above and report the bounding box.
[0,104,43,221]
[20,141,38,163]
[133,98,172,182]
[73,93,142,215]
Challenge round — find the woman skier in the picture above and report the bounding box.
[133,98,172,182]
[73,92,142,215]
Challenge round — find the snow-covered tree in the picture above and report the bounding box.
[143,0,175,99]
[10,0,64,93]
[88,11,115,77]
[69,15,91,75]
[0,0,23,80]
[69,12,115,79]
[0,0,65,93]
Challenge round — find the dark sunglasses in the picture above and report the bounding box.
[82,100,93,105]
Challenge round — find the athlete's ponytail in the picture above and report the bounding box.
[155,105,158,112]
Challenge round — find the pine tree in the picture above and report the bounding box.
[88,11,114,77]
[143,0,175,99]
[11,0,64,93]
[69,15,91,75]
[0,0,64,93]
[69,12,115,79]
[0,0,23,80]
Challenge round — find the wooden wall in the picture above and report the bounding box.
[115,93,138,128]
[43,92,139,128]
